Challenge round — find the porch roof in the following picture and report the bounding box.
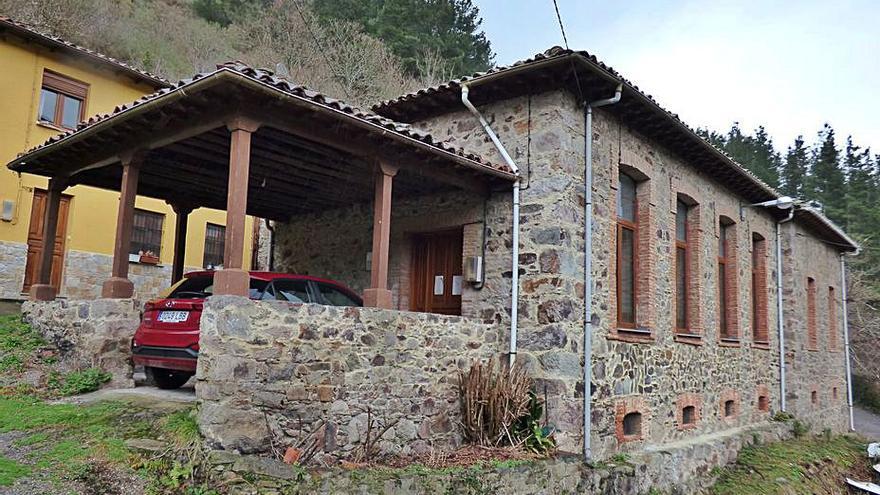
[7,63,514,220]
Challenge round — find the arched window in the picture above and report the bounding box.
[675,199,690,332]
[758,395,769,412]
[718,218,738,340]
[828,286,837,350]
[724,400,736,418]
[617,172,638,328]
[623,411,642,437]
[807,277,817,350]
[682,405,696,426]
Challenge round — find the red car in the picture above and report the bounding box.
[132,271,362,389]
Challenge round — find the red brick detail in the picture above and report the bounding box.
[828,286,838,351]
[614,396,648,443]
[718,221,740,342]
[756,384,771,413]
[675,392,702,430]
[672,197,703,341]
[751,235,770,346]
[807,277,818,351]
[719,389,740,422]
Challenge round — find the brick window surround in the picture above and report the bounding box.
[807,277,818,351]
[676,392,702,430]
[720,389,740,422]
[751,233,769,348]
[615,396,648,443]
[756,384,771,413]
[828,286,838,351]
[718,218,739,344]
[610,164,655,343]
[674,194,702,344]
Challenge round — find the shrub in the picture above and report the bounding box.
[853,374,880,414]
[49,369,112,396]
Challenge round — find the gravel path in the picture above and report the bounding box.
[854,405,880,441]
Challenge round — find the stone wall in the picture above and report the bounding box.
[62,249,175,300]
[207,419,790,495]
[0,242,175,301]
[196,296,499,458]
[781,221,849,431]
[0,240,28,299]
[21,298,140,387]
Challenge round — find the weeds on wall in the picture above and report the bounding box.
[458,358,555,455]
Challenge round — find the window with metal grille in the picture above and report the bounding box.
[203,223,225,269]
[38,70,88,130]
[130,209,164,256]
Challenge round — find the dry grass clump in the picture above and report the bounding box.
[458,358,532,447]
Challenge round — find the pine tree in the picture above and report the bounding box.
[751,126,781,188]
[807,124,846,223]
[844,136,875,234]
[780,136,809,198]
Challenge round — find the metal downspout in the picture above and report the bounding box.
[841,253,857,431]
[776,209,794,412]
[583,85,622,462]
[461,84,521,367]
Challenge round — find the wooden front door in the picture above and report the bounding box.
[410,229,463,315]
[22,190,71,293]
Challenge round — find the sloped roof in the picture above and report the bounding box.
[374,47,859,252]
[0,16,171,88]
[9,61,511,179]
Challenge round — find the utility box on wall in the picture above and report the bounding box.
[1,200,13,221]
[464,255,483,283]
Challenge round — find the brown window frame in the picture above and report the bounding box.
[718,220,736,341]
[38,70,88,130]
[675,199,690,334]
[751,234,769,346]
[203,223,226,269]
[616,173,639,330]
[130,209,164,257]
[828,286,837,351]
[807,277,818,350]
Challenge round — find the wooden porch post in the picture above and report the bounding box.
[214,118,259,296]
[363,161,398,309]
[101,153,143,298]
[170,203,193,284]
[29,178,67,301]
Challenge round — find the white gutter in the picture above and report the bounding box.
[775,209,794,412]
[841,252,858,431]
[583,84,622,462]
[461,84,521,367]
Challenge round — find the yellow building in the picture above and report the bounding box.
[0,17,255,300]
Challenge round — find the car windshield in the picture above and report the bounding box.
[166,275,268,299]
[316,283,360,306]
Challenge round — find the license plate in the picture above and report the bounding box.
[157,310,189,323]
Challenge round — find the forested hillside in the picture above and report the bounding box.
[0,0,492,106]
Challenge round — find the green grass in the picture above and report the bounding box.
[0,456,31,486]
[0,315,46,373]
[712,434,867,494]
[47,368,113,396]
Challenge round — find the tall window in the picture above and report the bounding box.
[828,286,837,350]
[807,277,818,350]
[131,209,164,256]
[38,70,87,130]
[617,173,638,328]
[751,234,768,344]
[203,223,226,269]
[675,199,690,332]
[718,219,739,340]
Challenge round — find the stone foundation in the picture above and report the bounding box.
[21,298,140,387]
[206,421,790,494]
[196,296,499,459]
[63,249,174,300]
[0,240,28,299]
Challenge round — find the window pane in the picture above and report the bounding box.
[130,210,164,256]
[718,224,727,258]
[203,224,226,268]
[60,96,82,129]
[676,200,688,242]
[676,246,687,329]
[273,279,310,303]
[617,173,636,222]
[317,284,359,306]
[719,262,728,336]
[618,226,636,324]
[38,89,58,123]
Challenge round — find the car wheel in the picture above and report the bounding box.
[145,367,192,390]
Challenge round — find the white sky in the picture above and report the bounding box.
[474,0,879,155]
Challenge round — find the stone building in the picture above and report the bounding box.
[14,46,857,469]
